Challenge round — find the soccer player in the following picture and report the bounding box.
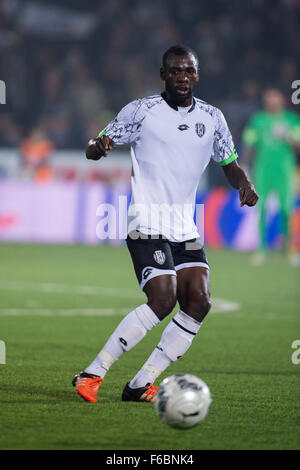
[243,88,300,265]
[73,45,258,403]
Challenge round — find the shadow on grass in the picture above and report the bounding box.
[0,380,155,405]
[2,370,297,405]
[0,383,120,404]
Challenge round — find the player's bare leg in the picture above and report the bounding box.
[127,267,211,395]
[176,266,211,322]
[144,274,177,321]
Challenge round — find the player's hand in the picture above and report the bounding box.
[239,182,259,207]
[86,135,114,160]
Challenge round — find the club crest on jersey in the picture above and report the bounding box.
[195,122,206,137]
[178,124,189,131]
[153,250,166,265]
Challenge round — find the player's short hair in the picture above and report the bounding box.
[162,45,199,69]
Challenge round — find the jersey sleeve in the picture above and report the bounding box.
[97,100,145,145]
[211,108,238,166]
[242,115,259,147]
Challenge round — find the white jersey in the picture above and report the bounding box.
[100,94,237,242]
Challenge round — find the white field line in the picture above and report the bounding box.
[211,298,240,314]
[0,300,240,316]
[0,308,131,316]
[265,313,300,322]
[0,280,240,315]
[0,280,142,298]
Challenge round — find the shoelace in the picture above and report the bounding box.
[77,377,102,389]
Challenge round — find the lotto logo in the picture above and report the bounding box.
[178,124,189,131]
[119,337,128,347]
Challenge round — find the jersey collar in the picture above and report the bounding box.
[161,92,196,113]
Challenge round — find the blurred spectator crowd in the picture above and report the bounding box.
[0,0,299,156]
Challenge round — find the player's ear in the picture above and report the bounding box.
[160,67,166,81]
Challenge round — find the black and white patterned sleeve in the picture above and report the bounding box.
[211,108,238,166]
[98,99,145,145]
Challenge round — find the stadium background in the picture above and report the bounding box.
[0,0,299,249]
[0,0,300,452]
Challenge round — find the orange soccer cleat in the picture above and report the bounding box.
[72,372,103,403]
[122,382,159,402]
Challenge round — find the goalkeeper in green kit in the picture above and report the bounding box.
[242,88,300,265]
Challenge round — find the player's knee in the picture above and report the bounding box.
[145,275,177,320]
[202,294,212,317]
[147,288,177,320]
[188,291,211,321]
[153,295,177,320]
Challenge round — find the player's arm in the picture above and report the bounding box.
[222,160,258,207]
[212,108,258,207]
[86,99,144,161]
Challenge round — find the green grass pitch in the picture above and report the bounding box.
[0,243,299,450]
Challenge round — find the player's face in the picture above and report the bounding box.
[263,90,285,113]
[161,54,199,106]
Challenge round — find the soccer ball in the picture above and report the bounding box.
[154,374,212,429]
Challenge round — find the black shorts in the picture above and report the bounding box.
[126,232,209,290]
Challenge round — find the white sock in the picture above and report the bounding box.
[84,304,160,377]
[129,310,201,388]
